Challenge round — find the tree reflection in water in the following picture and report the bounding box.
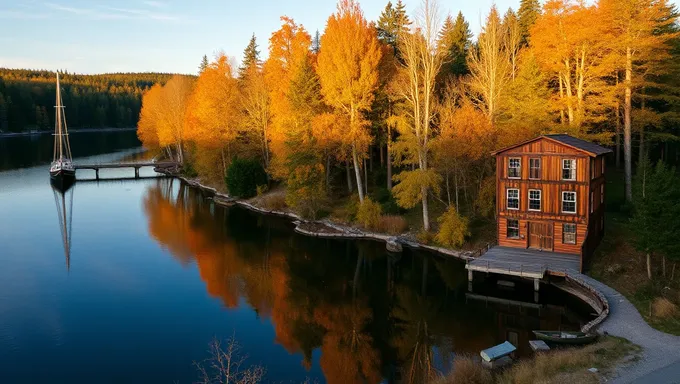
[142,179,589,383]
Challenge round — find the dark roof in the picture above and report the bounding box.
[492,134,613,157]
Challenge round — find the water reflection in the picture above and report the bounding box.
[141,178,591,383]
[51,184,74,271]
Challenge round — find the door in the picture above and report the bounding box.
[529,222,553,251]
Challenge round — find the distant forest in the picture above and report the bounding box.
[0,69,179,132]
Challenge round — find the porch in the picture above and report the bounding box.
[466,246,581,281]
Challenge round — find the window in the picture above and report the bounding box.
[563,224,577,244]
[507,189,520,210]
[529,189,541,211]
[508,158,521,179]
[600,184,604,204]
[562,159,576,180]
[562,191,577,213]
[529,158,541,179]
[507,219,520,239]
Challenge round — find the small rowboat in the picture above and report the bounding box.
[532,330,597,345]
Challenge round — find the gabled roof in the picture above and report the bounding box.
[491,134,613,157]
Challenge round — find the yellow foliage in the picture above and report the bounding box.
[356,197,382,230]
[137,84,163,149]
[475,176,496,218]
[391,169,442,210]
[435,206,471,248]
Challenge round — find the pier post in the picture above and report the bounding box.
[534,278,540,292]
[467,270,474,292]
[95,169,99,180]
[134,167,140,179]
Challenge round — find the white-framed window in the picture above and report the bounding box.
[563,223,577,244]
[562,191,577,213]
[529,189,541,211]
[562,159,576,180]
[507,188,520,210]
[508,158,521,179]
[529,158,541,179]
[507,219,520,239]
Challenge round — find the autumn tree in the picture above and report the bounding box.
[318,0,382,203]
[502,9,522,79]
[530,0,614,134]
[137,84,163,150]
[392,0,445,231]
[518,0,541,46]
[438,12,472,80]
[467,6,512,126]
[264,17,312,179]
[185,54,241,177]
[199,55,209,74]
[598,0,678,202]
[157,75,193,164]
[240,64,271,169]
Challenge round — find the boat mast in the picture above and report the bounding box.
[53,73,73,162]
[56,73,63,161]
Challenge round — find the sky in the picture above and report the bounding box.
[0,0,676,75]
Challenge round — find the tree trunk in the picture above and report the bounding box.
[421,185,430,231]
[445,171,451,207]
[352,145,365,203]
[647,252,652,280]
[379,143,384,167]
[221,148,228,178]
[615,95,621,168]
[346,160,353,194]
[325,152,331,192]
[369,147,373,172]
[387,130,393,191]
[455,170,460,212]
[363,159,368,197]
[639,89,646,167]
[624,47,633,202]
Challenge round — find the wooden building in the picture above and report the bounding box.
[492,134,612,271]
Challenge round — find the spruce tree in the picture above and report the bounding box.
[377,0,410,54]
[238,34,261,80]
[199,55,209,74]
[312,30,321,54]
[518,0,541,46]
[438,12,473,78]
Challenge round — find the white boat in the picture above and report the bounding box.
[50,73,75,185]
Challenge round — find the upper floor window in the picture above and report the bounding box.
[507,188,519,210]
[529,158,541,179]
[563,223,577,244]
[508,158,521,179]
[562,191,577,213]
[562,159,576,181]
[507,219,520,239]
[529,189,541,211]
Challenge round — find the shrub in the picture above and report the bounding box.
[285,163,327,219]
[373,187,405,214]
[256,184,268,196]
[652,297,678,319]
[435,206,471,248]
[261,193,287,211]
[379,215,408,235]
[417,230,434,244]
[356,198,382,230]
[432,356,493,384]
[226,158,267,198]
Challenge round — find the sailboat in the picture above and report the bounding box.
[49,73,75,186]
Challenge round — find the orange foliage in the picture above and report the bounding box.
[263,17,312,178]
[185,54,241,149]
[137,84,163,149]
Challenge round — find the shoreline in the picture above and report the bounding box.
[0,127,137,138]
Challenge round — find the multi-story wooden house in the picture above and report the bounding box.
[492,134,612,271]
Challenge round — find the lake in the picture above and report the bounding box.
[0,131,594,383]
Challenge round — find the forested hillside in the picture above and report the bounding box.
[0,69,177,132]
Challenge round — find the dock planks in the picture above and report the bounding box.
[466,246,581,279]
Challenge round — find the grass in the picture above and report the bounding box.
[432,337,640,384]
[588,169,680,335]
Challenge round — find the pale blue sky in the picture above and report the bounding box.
[0,0,675,75]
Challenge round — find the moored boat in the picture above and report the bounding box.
[50,73,75,185]
[532,330,597,345]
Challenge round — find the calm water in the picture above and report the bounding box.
[0,131,594,383]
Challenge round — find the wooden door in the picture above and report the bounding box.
[529,222,553,251]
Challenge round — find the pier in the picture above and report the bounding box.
[74,161,179,179]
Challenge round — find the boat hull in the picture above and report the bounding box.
[532,331,597,345]
[50,169,76,190]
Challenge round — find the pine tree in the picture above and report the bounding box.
[312,30,321,54]
[518,0,541,46]
[377,0,410,53]
[0,93,8,132]
[438,12,473,78]
[239,34,261,80]
[199,55,209,74]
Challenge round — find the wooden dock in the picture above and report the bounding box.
[73,161,178,179]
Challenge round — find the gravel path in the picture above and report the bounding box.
[573,273,680,383]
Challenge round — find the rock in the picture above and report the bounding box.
[386,238,403,253]
[588,368,598,373]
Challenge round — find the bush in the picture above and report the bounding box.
[432,356,493,384]
[261,193,287,211]
[226,158,267,198]
[379,215,408,235]
[435,206,471,248]
[356,197,382,230]
[653,297,678,319]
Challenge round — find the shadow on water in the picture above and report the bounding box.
[141,178,596,383]
[51,183,74,271]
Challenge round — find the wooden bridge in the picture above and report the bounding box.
[73,161,179,179]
